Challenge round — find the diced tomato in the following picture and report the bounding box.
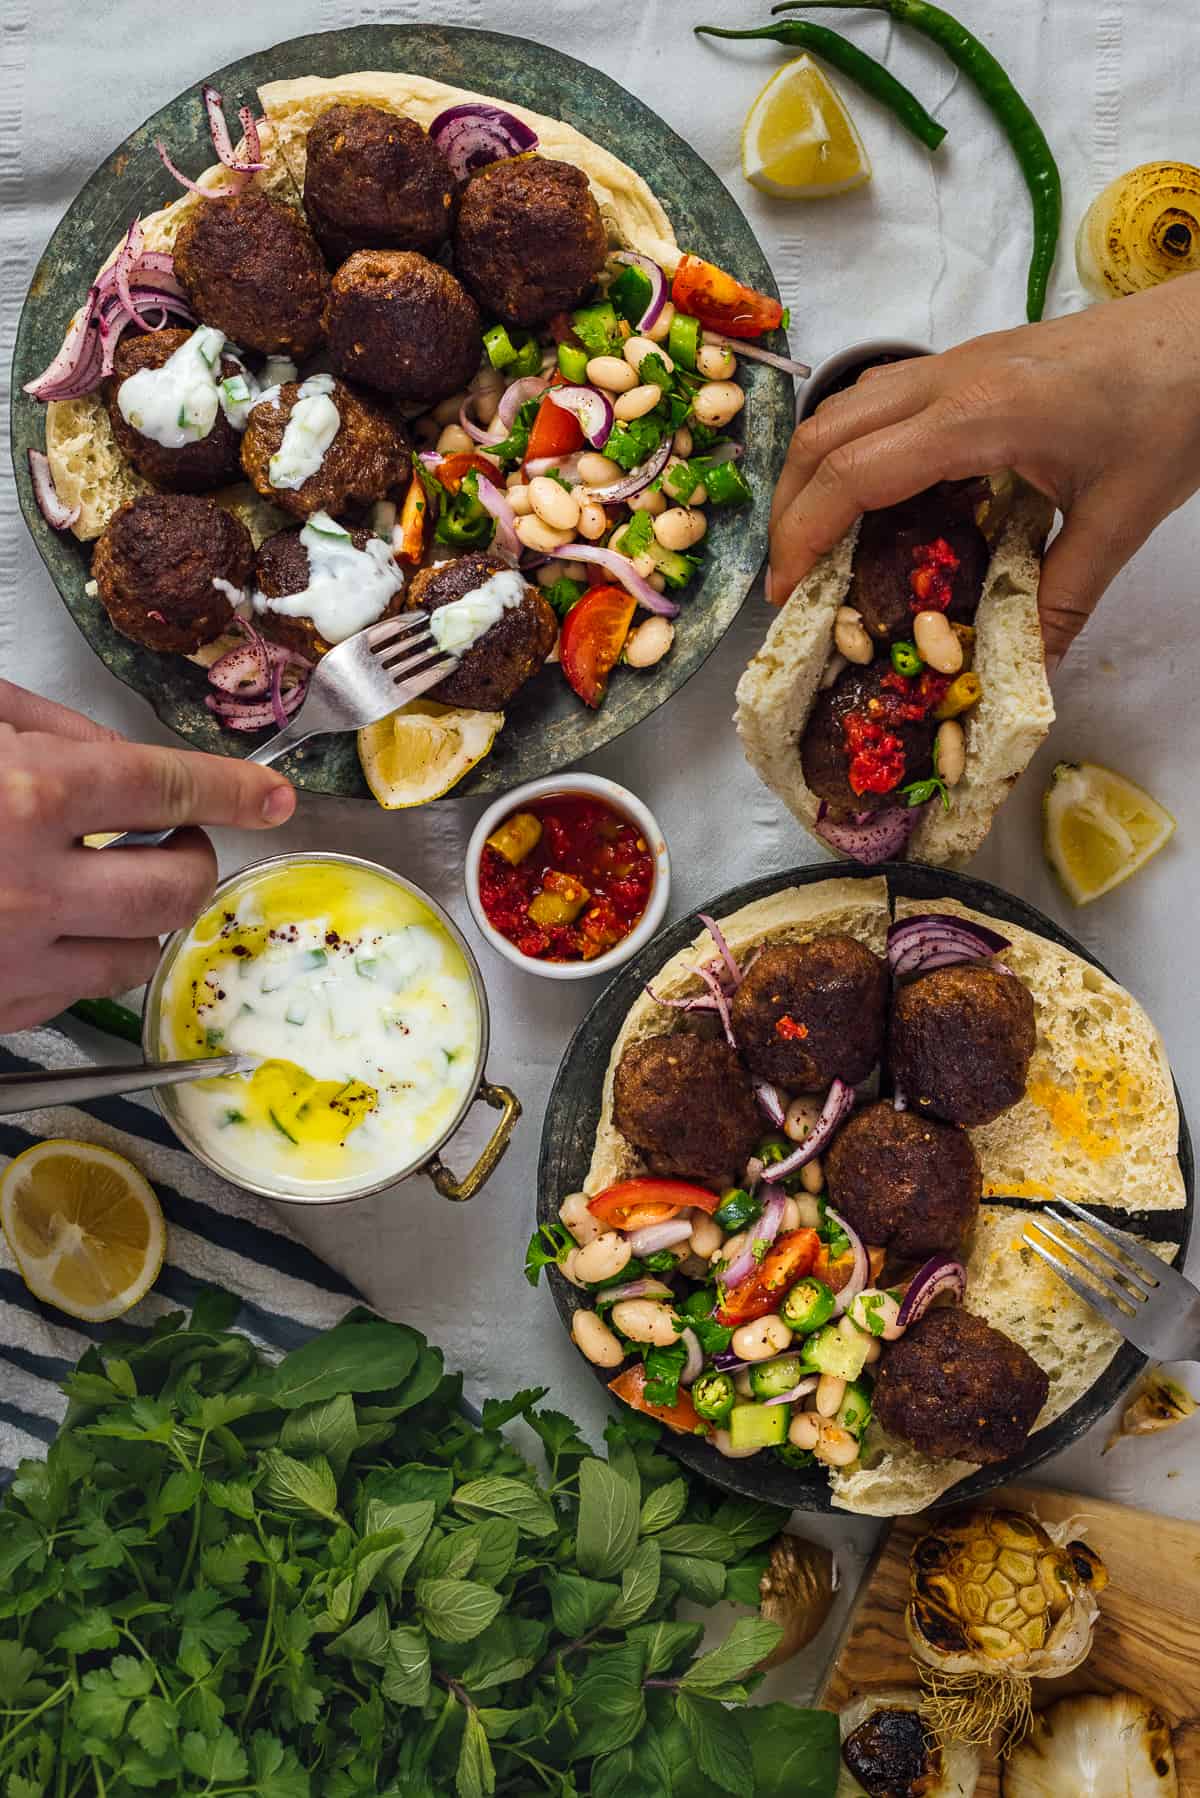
[436,452,501,494]
[670,254,783,339]
[524,392,584,467]
[715,1228,820,1326]
[814,1241,886,1291]
[588,1177,721,1232]
[559,584,636,708]
[608,1363,705,1435]
[395,478,427,566]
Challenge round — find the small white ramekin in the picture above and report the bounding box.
[801,338,934,420]
[464,774,670,982]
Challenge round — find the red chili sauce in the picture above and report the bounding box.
[841,671,952,799]
[478,793,655,962]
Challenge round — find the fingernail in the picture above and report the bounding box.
[764,567,774,604]
[262,782,295,826]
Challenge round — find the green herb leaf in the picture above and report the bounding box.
[745,1702,843,1798]
[456,1706,496,1798]
[653,1523,738,1564]
[259,1450,342,1523]
[659,1553,725,1606]
[249,1731,311,1798]
[547,1570,621,1637]
[452,1476,557,1538]
[679,1616,783,1696]
[147,1467,203,1535]
[382,1624,432,1707]
[328,1598,391,1664]
[676,1690,749,1796]
[639,1478,688,1535]
[181,1724,249,1784]
[605,1538,661,1628]
[255,1322,418,1410]
[415,1578,505,1644]
[576,1459,640,1580]
[206,1476,256,1519]
[569,1642,646,1760]
[479,1387,549,1430]
[628,1618,705,1676]
[524,1222,575,1287]
[279,1393,359,1478]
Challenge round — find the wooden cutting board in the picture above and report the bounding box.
[820,1483,1200,1794]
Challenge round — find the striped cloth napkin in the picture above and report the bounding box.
[0,1025,361,1481]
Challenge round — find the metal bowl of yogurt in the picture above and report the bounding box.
[142,852,520,1205]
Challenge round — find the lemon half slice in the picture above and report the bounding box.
[1,1139,166,1321]
[358,699,504,808]
[742,56,871,199]
[1043,760,1176,905]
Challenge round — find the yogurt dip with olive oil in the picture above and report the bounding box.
[159,861,479,1195]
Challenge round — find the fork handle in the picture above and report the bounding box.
[96,723,317,850]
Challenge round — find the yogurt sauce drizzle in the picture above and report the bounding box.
[253,512,404,644]
[268,373,340,490]
[428,569,527,654]
[117,325,256,447]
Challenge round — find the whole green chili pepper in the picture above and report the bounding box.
[67,998,144,1045]
[772,0,1061,320]
[695,20,947,153]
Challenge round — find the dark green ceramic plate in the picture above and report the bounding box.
[10,25,793,800]
[538,862,1194,1513]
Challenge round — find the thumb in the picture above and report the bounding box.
[1036,490,1151,674]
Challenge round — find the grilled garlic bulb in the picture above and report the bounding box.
[836,1690,980,1798]
[1076,162,1200,299]
[1002,1691,1177,1797]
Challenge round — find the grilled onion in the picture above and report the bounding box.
[1076,161,1200,299]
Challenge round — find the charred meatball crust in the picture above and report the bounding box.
[824,1101,981,1262]
[454,156,607,327]
[406,552,555,710]
[172,190,329,359]
[847,483,989,645]
[303,104,458,262]
[323,250,481,403]
[104,329,243,492]
[613,1035,762,1187]
[800,661,935,815]
[91,493,252,654]
[252,524,406,661]
[872,1307,1049,1463]
[240,379,411,520]
[730,935,888,1093]
[889,963,1037,1127]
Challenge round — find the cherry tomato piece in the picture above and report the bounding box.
[715,1228,820,1327]
[524,391,584,467]
[559,584,636,708]
[588,1177,721,1232]
[670,253,783,339]
[435,452,502,494]
[608,1363,705,1435]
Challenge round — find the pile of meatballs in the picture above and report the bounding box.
[91,106,605,707]
[613,933,1052,1468]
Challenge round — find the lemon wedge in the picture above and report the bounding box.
[358,699,504,808]
[1,1139,166,1321]
[742,55,871,199]
[1043,760,1176,905]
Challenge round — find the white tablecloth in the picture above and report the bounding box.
[3,0,1199,1691]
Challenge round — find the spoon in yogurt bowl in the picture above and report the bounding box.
[0,1052,259,1118]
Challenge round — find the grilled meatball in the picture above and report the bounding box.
[323,250,482,403]
[613,1035,761,1187]
[800,661,935,815]
[253,524,406,662]
[303,104,458,262]
[172,190,329,358]
[890,963,1037,1127]
[454,155,607,327]
[842,1709,939,1798]
[240,378,410,520]
[91,493,252,654]
[847,484,989,645]
[406,552,555,710]
[730,935,888,1093]
[104,329,243,492]
[825,1101,980,1262]
[872,1307,1049,1463]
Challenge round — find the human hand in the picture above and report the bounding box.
[0,681,295,1034]
[768,272,1200,668]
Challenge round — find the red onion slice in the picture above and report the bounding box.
[886,914,1011,977]
[205,683,306,732]
[762,1079,855,1183]
[743,1154,765,1192]
[594,1277,674,1307]
[896,1254,967,1329]
[826,1207,869,1318]
[697,912,743,988]
[755,1082,787,1128]
[474,470,521,563]
[429,102,538,181]
[203,84,267,172]
[27,450,79,531]
[628,1217,693,1257]
[155,139,248,198]
[581,434,672,503]
[694,964,736,1048]
[645,983,720,1014]
[23,288,103,401]
[613,250,669,333]
[720,1191,787,1289]
[554,544,679,617]
[111,219,146,331]
[701,327,811,379]
[497,371,551,431]
[207,642,270,699]
[764,1374,819,1409]
[680,1328,704,1388]
[268,658,290,731]
[815,801,917,866]
[548,384,613,448]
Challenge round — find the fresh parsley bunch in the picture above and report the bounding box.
[0,1291,839,1797]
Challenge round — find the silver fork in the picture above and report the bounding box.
[101,613,456,850]
[1023,1197,1200,1362]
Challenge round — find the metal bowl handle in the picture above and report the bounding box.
[425,1081,522,1202]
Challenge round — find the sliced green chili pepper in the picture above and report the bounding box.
[714,1187,763,1232]
[891,639,923,677]
[67,998,143,1046]
[692,1369,737,1424]
[695,20,947,152]
[771,0,1061,320]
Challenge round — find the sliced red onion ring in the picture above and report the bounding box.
[896,1254,967,1329]
[24,242,195,401]
[644,983,719,1014]
[155,138,248,198]
[826,1207,869,1318]
[474,470,520,562]
[554,544,679,617]
[548,384,613,448]
[815,801,917,866]
[697,912,742,988]
[207,641,271,698]
[268,658,289,731]
[594,1277,674,1307]
[27,450,79,531]
[762,1079,855,1183]
[764,1374,819,1409]
[202,84,267,173]
[23,290,102,401]
[720,1191,787,1290]
[701,327,811,379]
[429,102,538,181]
[206,683,306,732]
[694,965,735,1048]
[111,219,145,331]
[581,435,672,504]
[886,914,1011,978]
[458,392,501,446]
[498,371,551,431]
[755,1082,786,1128]
[628,1217,693,1258]
[613,250,669,333]
[680,1328,704,1388]
[713,1348,748,1374]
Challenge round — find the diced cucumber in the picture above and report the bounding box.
[609,262,653,324]
[259,964,289,993]
[300,948,327,971]
[285,996,310,1026]
[749,1354,804,1400]
[355,957,378,980]
[571,300,620,357]
[801,1324,872,1382]
[557,342,589,384]
[727,1402,788,1453]
[668,312,701,371]
[203,1026,224,1050]
[836,1380,873,1438]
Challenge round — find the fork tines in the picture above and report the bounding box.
[367,612,456,690]
[1022,1199,1159,1328]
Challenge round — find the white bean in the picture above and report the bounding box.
[712,1427,760,1460]
[572,1309,624,1367]
[561,1248,585,1288]
[624,335,673,376]
[559,1190,604,1247]
[610,1299,680,1346]
[673,426,694,457]
[935,718,966,786]
[614,383,663,422]
[820,651,849,689]
[625,616,676,670]
[578,451,623,485]
[529,476,581,533]
[587,354,638,394]
[692,380,744,429]
[781,1197,801,1231]
[632,551,658,579]
[507,482,533,516]
[628,486,667,515]
[557,559,588,582]
[644,299,675,343]
[714,1230,748,1269]
[648,572,667,593]
[432,390,468,425]
[436,423,473,455]
[654,506,707,551]
[785,1096,821,1143]
[789,1411,821,1451]
[516,514,576,553]
[847,1288,904,1341]
[834,606,874,665]
[578,501,607,540]
[793,1193,822,1228]
[814,1421,860,1468]
[697,342,737,380]
[800,1159,824,1196]
[574,1231,631,1285]
[731,1314,793,1362]
[861,1337,883,1365]
[734,1367,755,1398]
[913,609,963,674]
[816,1373,846,1418]
[666,456,706,506]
